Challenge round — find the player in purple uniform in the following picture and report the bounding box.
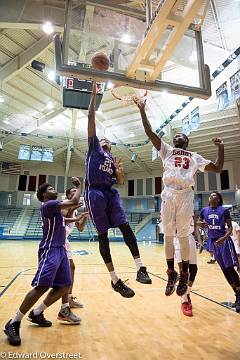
[196,192,240,312]
[4,178,83,346]
[85,82,152,298]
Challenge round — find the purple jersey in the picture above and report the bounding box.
[39,200,66,249]
[200,206,230,240]
[86,135,116,189]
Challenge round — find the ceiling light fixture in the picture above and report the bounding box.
[0,96,4,103]
[121,34,131,44]
[129,132,135,138]
[106,82,114,90]
[47,101,54,110]
[3,119,10,124]
[189,51,197,62]
[42,22,54,35]
[47,70,56,81]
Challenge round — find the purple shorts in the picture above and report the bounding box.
[32,246,72,287]
[85,187,127,234]
[206,237,214,252]
[212,238,238,271]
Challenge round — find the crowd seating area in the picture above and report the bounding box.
[0,207,150,241]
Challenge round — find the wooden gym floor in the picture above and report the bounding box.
[0,240,240,360]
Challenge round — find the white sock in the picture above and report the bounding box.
[181,292,188,303]
[61,302,69,310]
[135,257,143,271]
[10,310,24,324]
[110,271,119,284]
[68,294,73,299]
[187,286,191,294]
[33,302,48,315]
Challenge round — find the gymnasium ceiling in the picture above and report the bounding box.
[0,0,240,175]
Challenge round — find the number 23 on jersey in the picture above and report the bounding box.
[174,156,190,169]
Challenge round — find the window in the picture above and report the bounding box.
[8,194,12,206]
[146,178,152,195]
[155,177,162,195]
[208,173,217,191]
[196,172,205,191]
[137,179,143,196]
[220,170,230,190]
[23,194,31,206]
[128,180,134,196]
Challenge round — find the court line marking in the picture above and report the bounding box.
[0,265,237,314]
[146,271,238,314]
[0,268,34,298]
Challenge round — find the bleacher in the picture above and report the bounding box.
[0,207,149,241]
[0,208,22,236]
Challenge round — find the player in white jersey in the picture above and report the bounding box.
[230,219,240,268]
[58,187,88,322]
[174,219,197,316]
[135,99,224,297]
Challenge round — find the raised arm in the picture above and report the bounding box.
[114,158,124,185]
[88,81,97,138]
[134,99,162,151]
[204,138,224,173]
[59,177,82,210]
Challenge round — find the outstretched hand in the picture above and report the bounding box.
[212,138,223,146]
[133,97,146,111]
[114,158,123,175]
[71,177,81,188]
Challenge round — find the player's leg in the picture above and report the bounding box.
[85,188,135,298]
[55,248,81,323]
[161,190,178,296]
[207,237,216,264]
[175,191,194,296]
[62,239,83,308]
[4,246,72,346]
[108,188,151,284]
[181,234,197,317]
[68,259,83,308]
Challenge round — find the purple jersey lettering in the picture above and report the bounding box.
[200,206,230,240]
[86,135,116,189]
[39,200,66,249]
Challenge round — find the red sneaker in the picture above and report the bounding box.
[181,295,193,317]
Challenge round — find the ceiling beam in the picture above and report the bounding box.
[0,35,52,83]
[2,107,66,146]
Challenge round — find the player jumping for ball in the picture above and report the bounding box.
[85,82,152,298]
[135,99,224,297]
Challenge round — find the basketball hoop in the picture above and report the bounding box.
[111,86,148,105]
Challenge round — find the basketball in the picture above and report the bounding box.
[91,52,110,71]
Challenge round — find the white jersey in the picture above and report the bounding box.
[65,209,78,239]
[231,221,240,241]
[159,141,211,190]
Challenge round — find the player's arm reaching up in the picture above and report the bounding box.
[88,81,97,137]
[114,158,124,185]
[60,177,82,210]
[204,138,224,173]
[134,99,162,151]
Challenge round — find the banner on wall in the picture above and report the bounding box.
[216,81,229,111]
[152,146,158,161]
[190,107,200,131]
[230,69,240,103]
[182,115,191,136]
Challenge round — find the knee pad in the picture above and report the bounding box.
[189,264,198,282]
[98,233,112,264]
